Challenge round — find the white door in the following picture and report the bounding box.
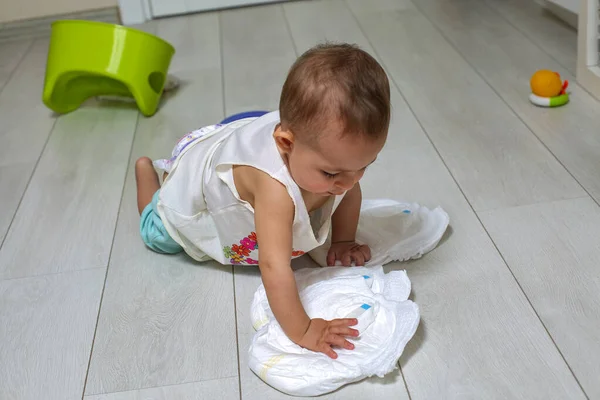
[148,0,286,17]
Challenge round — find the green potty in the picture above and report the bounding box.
[43,20,175,117]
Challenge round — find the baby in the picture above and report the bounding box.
[135,43,391,359]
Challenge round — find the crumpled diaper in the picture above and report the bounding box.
[249,266,420,396]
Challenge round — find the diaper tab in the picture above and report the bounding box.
[344,303,376,337]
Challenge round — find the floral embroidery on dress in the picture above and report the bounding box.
[230,253,245,264]
[232,244,251,257]
[223,231,304,265]
[224,231,259,265]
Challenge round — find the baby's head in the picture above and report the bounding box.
[274,43,390,196]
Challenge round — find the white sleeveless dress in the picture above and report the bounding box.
[155,111,346,265]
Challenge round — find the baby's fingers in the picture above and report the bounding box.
[341,253,353,267]
[330,318,358,327]
[326,249,337,267]
[326,333,355,350]
[321,344,338,359]
[330,325,359,337]
[360,245,372,262]
[351,251,365,266]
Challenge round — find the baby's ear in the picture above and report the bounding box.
[273,126,295,153]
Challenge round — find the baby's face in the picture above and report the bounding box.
[287,127,386,197]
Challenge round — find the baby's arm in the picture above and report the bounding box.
[246,170,358,358]
[331,183,362,243]
[327,183,372,266]
[253,174,310,342]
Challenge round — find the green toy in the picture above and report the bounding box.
[43,20,175,117]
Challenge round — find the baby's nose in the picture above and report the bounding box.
[336,175,356,190]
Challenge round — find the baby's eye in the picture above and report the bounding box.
[322,171,337,178]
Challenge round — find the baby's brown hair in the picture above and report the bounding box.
[279,43,390,144]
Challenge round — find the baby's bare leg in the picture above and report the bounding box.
[135,157,160,215]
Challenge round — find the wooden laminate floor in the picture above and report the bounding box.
[0,1,597,399]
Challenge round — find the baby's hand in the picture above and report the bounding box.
[298,318,359,359]
[327,241,372,266]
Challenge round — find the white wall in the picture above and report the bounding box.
[547,0,579,14]
[0,0,117,23]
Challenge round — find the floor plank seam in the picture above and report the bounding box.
[0,37,48,254]
[218,11,227,122]
[0,265,106,283]
[0,39,34,95]
[80,111,141,399]
[409,0,600,213]
[281,4,300,57]
[400,3,591,396]
[475,195,592,214]
[398,363,413,400]
[0,110,58,254]
[83,374,241,398]
[232,268,244,400]
[484,0,576,75]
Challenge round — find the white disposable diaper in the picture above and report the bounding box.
[249,266,420,396]
[248,200,449,396]
[309,199,450,267]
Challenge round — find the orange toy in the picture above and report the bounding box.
[530,70,568,98]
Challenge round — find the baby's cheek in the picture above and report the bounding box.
[315,175,331,189]
[304,175,329,192]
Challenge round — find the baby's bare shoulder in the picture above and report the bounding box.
[233,165,291,207]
